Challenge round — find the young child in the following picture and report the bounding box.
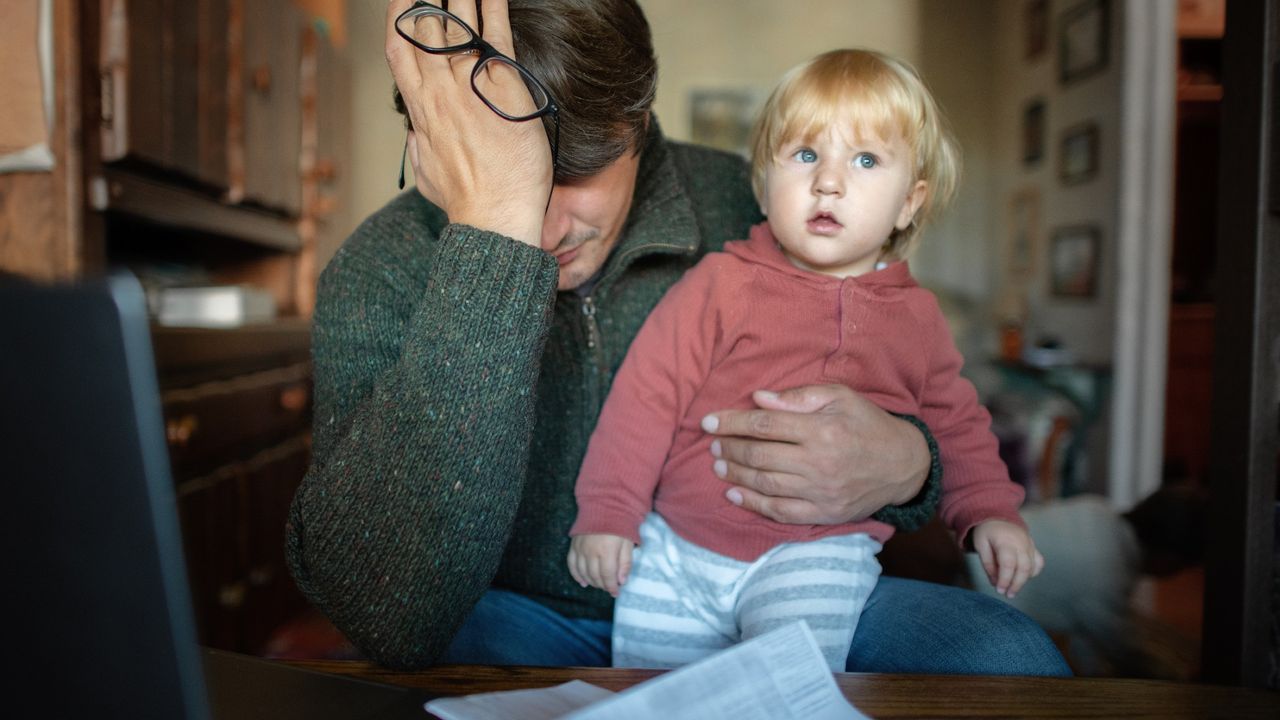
[567,49,1041,671]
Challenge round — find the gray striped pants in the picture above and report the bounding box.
[612,512,881,671]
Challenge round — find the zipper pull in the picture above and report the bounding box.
[582,296,599,349]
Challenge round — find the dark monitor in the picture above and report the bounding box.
[2,273,426,719]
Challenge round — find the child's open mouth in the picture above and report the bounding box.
[807,211,842,235]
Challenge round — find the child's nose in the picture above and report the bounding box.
[813,167,844,196]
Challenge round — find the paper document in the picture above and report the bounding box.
[423,621,867,720]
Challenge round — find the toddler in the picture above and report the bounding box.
[568,49,1042,671]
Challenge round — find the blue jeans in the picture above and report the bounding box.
[441,577,1072,675]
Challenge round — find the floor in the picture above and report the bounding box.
[1129,565,1205,681]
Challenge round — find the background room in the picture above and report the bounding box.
[2,0,1271,688]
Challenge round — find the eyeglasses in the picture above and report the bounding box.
[395,2,560,200]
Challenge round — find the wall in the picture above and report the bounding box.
[987,0,1122,368]
[324,1,406,268]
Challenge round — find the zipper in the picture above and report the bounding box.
[581,295,607,385]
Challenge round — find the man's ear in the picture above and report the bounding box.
[896,180,929,230]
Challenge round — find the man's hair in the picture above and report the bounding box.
[1122,483,1210,573]
[748,49,960,261]
[392,0,657,182]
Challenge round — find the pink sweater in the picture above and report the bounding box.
[571,222,1024,561]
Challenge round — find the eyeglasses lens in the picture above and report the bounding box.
[474,57,550,120]
[397,7,474,52]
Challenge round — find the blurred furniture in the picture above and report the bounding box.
[987,360,1109,501]
[0,0,351,655]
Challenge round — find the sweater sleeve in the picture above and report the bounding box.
[285,217,557,670]
[570,258,723,544]
[918,302,1026,546]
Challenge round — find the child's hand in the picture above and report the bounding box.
[567,534,636,598]
[971,520,1044,599]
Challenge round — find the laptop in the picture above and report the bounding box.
[3,273,429,719]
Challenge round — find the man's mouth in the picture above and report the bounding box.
[555,246,581,266]
[807,211,843,235]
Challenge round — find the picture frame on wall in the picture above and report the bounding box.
[1007,187,1041,283]
[1049,225,1101,298]
[1059,122,1099,185]
[1025,0,1049,61]
[1059,0,1109,85]
[1023,99,1046,166]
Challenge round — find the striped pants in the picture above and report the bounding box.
[612,513,881,671]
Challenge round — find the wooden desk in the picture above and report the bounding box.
[288,660,1279,718]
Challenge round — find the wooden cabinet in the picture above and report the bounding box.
[158,323,314,653]
[1,0,351,655]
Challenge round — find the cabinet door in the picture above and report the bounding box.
[100,0,230,188]
[240,438,311,653]
[239,1,303,215]
[177,468,247,651]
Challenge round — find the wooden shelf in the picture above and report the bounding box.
[151,319,311,387]
[95,168,301,252]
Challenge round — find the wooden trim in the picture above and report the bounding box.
[1201,0,1279,689]
[98,167,300,251]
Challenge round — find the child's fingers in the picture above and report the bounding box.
[567,548,585,587]
[976,538,997,586]
[601,555,620,597]
[995,544,1017,596]
[1007,553,1032,598]
[1033,549,1045,576]
[616,542,634,587]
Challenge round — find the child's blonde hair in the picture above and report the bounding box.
[749,49,960,261]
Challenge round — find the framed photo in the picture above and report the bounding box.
[1007,188,1041,282]
[1059,122,1099,185]
[1022,99,1046,166]
[689,88,760,158]
[1049,225,1101,297]
[1025,0,1049,61]
[1059,0,1109,85]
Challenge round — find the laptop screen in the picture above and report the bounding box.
[5,274,210,718]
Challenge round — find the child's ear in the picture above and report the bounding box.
[895,180,929,230]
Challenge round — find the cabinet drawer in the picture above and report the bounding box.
[162,363,311,479]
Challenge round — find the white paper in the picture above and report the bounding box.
[423,621,867,720]
[424,679,615,720]
[565,621,867,720]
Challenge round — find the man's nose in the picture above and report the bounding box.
[541,190,570,252]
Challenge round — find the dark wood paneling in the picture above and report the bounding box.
[1201,0,1280,689]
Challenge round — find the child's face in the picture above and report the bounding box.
[762,125,927,277]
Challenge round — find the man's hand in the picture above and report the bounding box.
[385,0,549,244]
[971,520,1044,599]
[701,384,929,525]
[567,533,636,598]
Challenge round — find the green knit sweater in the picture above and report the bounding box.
[285,127,940,669]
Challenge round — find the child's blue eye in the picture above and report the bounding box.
[793,148,817,163]
[855,153,877,169]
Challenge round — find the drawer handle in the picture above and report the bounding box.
[218,581,247,609]
[248,565,274,587]
[166,414,199,447]
[251,65,272,93]
[279,385,309,411]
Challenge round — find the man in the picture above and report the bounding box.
[286,0,1068,675]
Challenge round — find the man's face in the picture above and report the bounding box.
[541,150,642,291]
